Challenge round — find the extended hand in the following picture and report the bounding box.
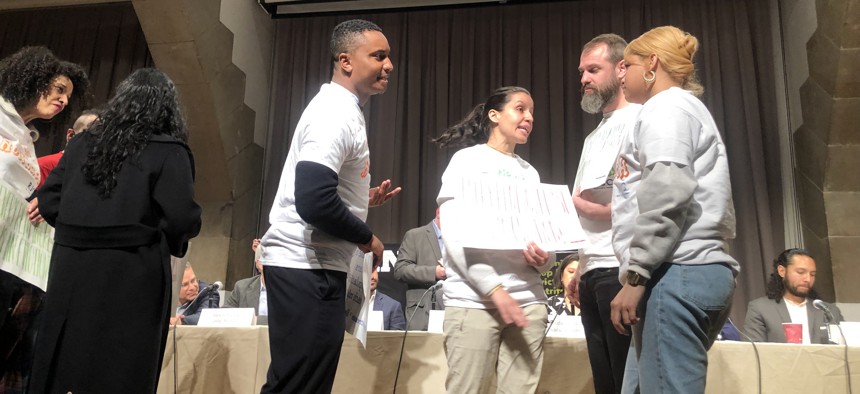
[369,179,402,207]
[358,235,384,269]
[610,284,646,335]
[435,263,447,280]
[169,314,185,326]
[523,241,549,267]
[26,197,43,225]
[490,288,527,328]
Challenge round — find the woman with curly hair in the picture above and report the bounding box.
[0,46,89,200]
[0,45,89,391]
[31,68,202,393]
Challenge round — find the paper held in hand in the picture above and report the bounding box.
[0,182,54,290]
[442,177,589,251]
[344,250,373,348]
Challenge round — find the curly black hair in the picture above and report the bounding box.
[82,68,187,198]
[434,86,531,149]
[0,46,91,132]
[765,248,819,302]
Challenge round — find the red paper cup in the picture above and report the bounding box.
[782,322,803,344]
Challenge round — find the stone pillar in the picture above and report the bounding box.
[795,0,860,302]
[131,0,272,291]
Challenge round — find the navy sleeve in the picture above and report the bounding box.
[294,161,373,245]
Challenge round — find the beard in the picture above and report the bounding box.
[784,278,810,299]
[580,76,620,114]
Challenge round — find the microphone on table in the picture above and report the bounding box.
[813,299,835,323]
[813,299,839,345]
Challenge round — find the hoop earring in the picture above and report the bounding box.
[643,70,656,84]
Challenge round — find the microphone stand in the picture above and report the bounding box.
[823,312,836,345]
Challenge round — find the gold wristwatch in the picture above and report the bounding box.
[626,271,648,287]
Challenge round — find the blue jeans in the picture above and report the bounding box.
[630,263,734,394]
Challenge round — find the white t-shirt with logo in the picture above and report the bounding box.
[574,104,641,274]
[0,95,39,199]
[260,83,371,272]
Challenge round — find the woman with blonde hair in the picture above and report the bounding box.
[609,26,738,393]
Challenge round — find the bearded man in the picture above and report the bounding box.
[569,33,642,394]
[744,248,843,344]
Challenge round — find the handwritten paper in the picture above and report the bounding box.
[444,177,589,251]
[344,250,372,347]
[0,182,54,290]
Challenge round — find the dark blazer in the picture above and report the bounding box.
[373,292,406,330]
[744,296,844,344]
[393,221,443,331]
[223,275,262,314]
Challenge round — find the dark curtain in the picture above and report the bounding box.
[0,2,154,156]
[264,0,784,325]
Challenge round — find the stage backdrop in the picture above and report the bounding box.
[263,0,786,326]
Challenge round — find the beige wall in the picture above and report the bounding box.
[786,0,860,302]
[129,0,273,295]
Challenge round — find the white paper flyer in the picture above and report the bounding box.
[344,249,373,347]
[0,182,54,290]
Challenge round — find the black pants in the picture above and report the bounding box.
[261,267,347,394]
[579,267,631,394]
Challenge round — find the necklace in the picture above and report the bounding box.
[487,143,514,156]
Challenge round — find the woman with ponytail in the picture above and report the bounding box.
[435,86,553,393]
[31,68,201,392]
[609,26,738,393]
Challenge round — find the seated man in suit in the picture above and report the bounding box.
[744,248,843,344]
[170,262,220,325]
[371,269,406,330]
[223,239,268,324]
[393,209,445,330]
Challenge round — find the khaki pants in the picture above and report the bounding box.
[443,304,548,394]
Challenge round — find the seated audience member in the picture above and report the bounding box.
[223,239,268,324]
[744,248,844,344]
[548,253,580,316]
[393,208,445,331]
[171,262,220,325]
[371,269,406,330]
[36,109,98,189]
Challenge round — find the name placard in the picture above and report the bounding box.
[198,308,255,327]
[427,310,445,333]
[546,315,586,338]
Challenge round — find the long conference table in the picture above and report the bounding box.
[157,326,859,393]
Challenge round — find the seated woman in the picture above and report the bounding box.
[547,253,580,317]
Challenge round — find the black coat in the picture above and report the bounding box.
[30,132,201,393]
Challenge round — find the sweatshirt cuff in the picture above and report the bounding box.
[626,264,652,280]
[474,275,504,297]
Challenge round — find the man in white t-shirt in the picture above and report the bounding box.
[570,33,640,394]
[744,248,843,344]
[258,19,399,394]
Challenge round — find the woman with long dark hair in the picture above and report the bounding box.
[31,68,201,392]
[435,86,553,393]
